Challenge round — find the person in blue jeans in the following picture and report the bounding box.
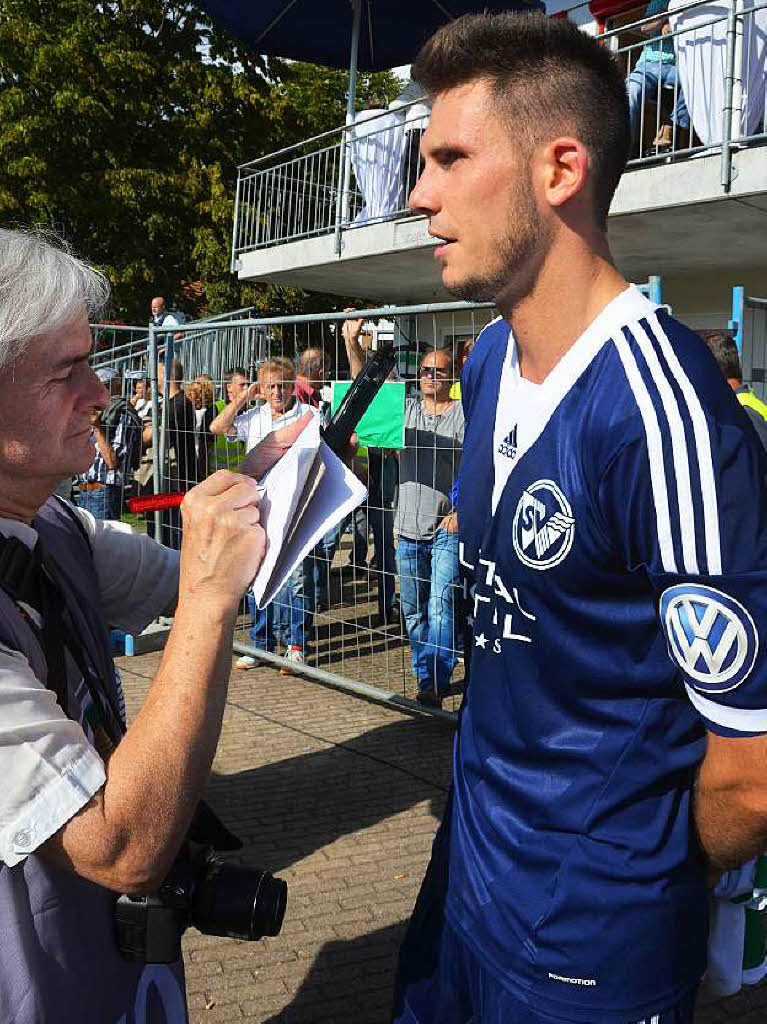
[627,0,689,151]
[394,346,464,707]
[246,569,306,656]
[397,527,460,700]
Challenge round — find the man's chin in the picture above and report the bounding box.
[442,266,500,304]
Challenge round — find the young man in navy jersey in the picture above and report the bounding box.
[392,12,767,1024]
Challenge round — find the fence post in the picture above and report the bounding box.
[147,325,162,538]
[231,169,242,274]
[730,284,745,354]
[721,0,740,192]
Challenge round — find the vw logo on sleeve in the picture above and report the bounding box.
[512,480,575,570]
[660,583,758,693]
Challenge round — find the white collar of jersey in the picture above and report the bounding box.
[491,284,657,513]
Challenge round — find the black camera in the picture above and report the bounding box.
[115,842,288,964]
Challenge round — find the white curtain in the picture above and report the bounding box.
[348,108,406,224]
[669,0,767,145]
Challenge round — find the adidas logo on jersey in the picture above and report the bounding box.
[498,424,518,460]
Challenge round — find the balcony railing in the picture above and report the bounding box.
[231,0,767,268]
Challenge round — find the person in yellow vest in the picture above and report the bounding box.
[448,336,476,401]
[699,329,767,451]
[212,367,249,470]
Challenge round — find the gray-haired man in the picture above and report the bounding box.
[0,229,309,1022]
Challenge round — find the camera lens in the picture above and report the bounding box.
[192,861,287,941]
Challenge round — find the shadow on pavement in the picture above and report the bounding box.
[262,922,406,1024]
[205,717,452,876]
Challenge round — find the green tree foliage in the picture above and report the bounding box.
[0,1,401,321]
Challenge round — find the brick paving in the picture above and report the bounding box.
[117,650,767,1023]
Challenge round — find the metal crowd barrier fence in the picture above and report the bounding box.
[88,301,496,720]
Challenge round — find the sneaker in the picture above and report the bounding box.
[280,646,305,675]
[235,655,256,670]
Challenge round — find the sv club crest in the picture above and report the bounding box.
[660,584,758,693]
[512,480,575,570]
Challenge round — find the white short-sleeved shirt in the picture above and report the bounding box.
[0,505,179,867]
[233,400,314,454]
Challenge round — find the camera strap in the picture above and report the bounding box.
[0,532,124,755]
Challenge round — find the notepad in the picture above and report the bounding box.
[241,415,367,609]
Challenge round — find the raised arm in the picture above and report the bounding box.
[342,309,367,379]
[209,382,259,437]
[38,472,265,892]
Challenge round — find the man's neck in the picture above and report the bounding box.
[422,393,452,415]
[0,477,54,524]
[498,237,628,384]
[168,382,180,398]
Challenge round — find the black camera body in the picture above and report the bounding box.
[115,843,288,964]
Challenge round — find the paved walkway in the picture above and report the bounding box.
[117,653,767,1023]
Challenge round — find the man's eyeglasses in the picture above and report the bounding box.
[420,367,450,379]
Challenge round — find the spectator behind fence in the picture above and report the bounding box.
[449,336,476,400]
[212,367,248,471]
[343,314,400,625]
[296,346,334,415]
[211,358,314,670]
[76,367,141,521]
[185,373,216,480]
[149,295,178,335]
[142,359,197,548]
[293,345,344,621]
[0,227,310,1023]
[699,329,767,451]
[397,346,464,707]
[627,0,690,150]
[129,377,152,419]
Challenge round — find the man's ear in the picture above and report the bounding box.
[535,136,590,210]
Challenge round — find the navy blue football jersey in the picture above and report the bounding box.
[452,286,767,1022]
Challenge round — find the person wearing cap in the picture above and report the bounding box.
[76,368,140,521]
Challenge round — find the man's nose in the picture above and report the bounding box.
[86,369,110,411]
[408,166,436,217]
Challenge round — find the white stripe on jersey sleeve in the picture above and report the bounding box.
[613,331,678,573]
[685,684,767,732]
[648,312,722,575]
[632,320,699,574]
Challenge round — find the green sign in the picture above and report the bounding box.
[331,380,405,449]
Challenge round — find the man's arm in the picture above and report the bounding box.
[90,412,119,471]
[695,732,767,871]
[38,415,311,893]
[341,309,366,379]
[209,383,258,437]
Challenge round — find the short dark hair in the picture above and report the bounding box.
[412,12,630,227]
[225,366,248,380]
[698,329,742,380]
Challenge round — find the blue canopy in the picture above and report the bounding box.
[197,0,544,72]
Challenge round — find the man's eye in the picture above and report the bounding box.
[52,372,74,384]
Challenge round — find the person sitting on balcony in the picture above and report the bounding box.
[627,0,690,151]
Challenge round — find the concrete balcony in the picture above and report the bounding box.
[231,0,767,317]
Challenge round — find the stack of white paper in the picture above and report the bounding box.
[247,415,367,608]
